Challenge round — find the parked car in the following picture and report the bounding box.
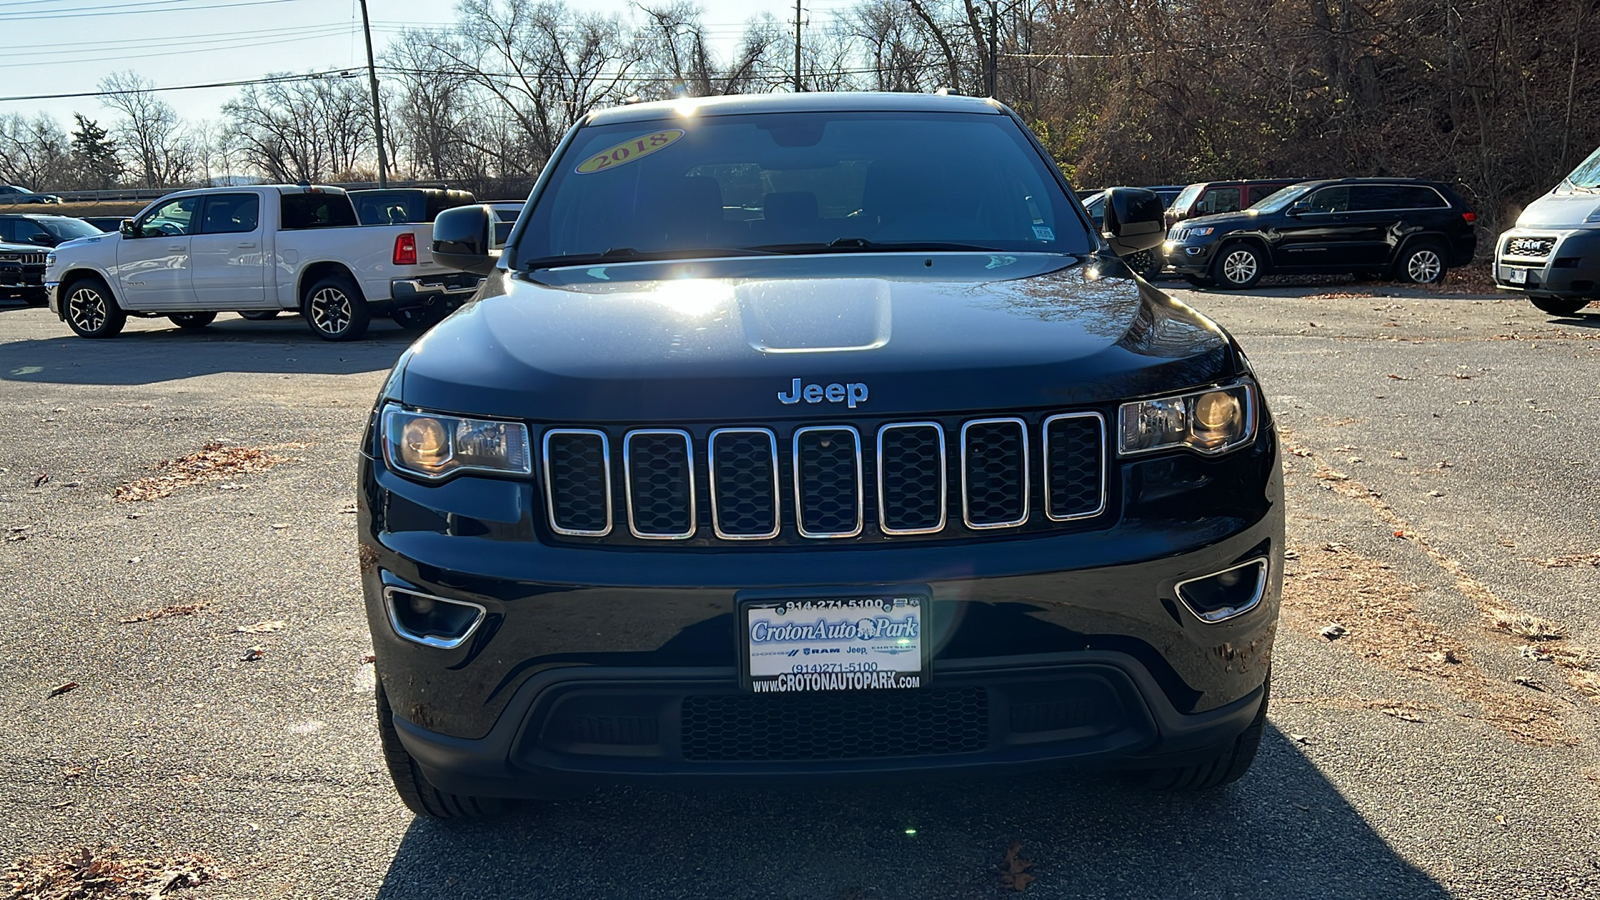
[1164,179,1302,230]
[359,91,1281,818]
[0,213,104,247]
[0,239,48,304]
[1492,144,1600,316]
[1163,177,1478,289]
[44,184,474,340]
[0,183,62,204]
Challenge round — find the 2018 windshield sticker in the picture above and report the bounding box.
[574,129,685,174]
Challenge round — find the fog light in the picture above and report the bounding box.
[1176,559,1268,623]
[384,587,486,649]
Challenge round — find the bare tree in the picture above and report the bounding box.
[633,4,784,98]
[222,75,373,183]
[99,71,197,187]
[0,113,71,190]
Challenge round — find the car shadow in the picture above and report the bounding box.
[374,723,1448,899]
[1,317,415,385]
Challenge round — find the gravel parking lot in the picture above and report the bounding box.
[3,287,1599,899]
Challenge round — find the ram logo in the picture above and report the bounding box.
[777,378,869,408]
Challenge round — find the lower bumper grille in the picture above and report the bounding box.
[681,688,989,761]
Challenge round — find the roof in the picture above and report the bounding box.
[585,91,1006,127]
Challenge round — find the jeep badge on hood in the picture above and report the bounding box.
[777,378,869,408]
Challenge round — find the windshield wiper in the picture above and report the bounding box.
[519,246,780,269]
[748,238,1004,254]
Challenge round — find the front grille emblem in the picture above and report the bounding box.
[777,377,869,408]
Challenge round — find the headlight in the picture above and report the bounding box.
[45,252,57,268]
[381,405,531,480]
[1118,381,1258,456]
[1188,227,1214,238]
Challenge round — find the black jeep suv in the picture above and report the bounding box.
[1164,177,1478,289]
[358,92,1282,818]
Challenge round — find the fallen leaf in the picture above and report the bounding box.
[1386,373,1407,380]
[49,681,79,697]
[1513,675,1548,692]
[1320,624,1348,640]
[361,654,376,664]
[240,646,266,662]
[120,602,205,624]
[235,620,285,634]
[270,523,289,530]
[1520,645,1553,662]
[1290,733,1312,744]
[998,841,1035,892]
[61,766,85,778]
[33,472,50,487]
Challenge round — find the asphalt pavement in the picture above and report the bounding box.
[1,287,1598,899]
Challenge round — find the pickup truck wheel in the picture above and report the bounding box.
[303,275,369,341]
[167,312,216,330]
[63,277,126,338]
[1142,674,1268,791]
[238,310,280,321]
[1530,297,1590,316]
[1214,243,1264,289]
[1397,244,1446,284]
[375,679,512,819]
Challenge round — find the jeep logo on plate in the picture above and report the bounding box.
[778,378,869,408]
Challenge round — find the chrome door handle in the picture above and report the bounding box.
[237,242,257,248]
[167,245,184,252]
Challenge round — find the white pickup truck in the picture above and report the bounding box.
[44,184,478,340]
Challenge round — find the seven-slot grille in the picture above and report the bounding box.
[539,414,1107,543]
[0,250,46,265]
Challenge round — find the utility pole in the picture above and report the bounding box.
[793,0,803,92]
[985,0,998,99]
[358,0,389,188]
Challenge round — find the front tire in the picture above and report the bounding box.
[63,277,126,339]
[1143,675,1268,791]
[167,311,216,330]
[375,679,511,819]
[1530,297,1590,316]
[1214,243,1265,289]
[302,274,370,341]
[1397,244,1446,284]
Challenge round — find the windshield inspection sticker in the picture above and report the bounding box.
[1032,224,1056,241]
[574,129,685,174]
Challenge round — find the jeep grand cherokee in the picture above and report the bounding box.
[358,92,1283,818]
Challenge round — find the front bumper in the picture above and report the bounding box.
[1162,240,1218,276]
[1493,228,1600,299]
[359,423,1282,791]
[0,263,44,295]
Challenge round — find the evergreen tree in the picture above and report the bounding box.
[69,113,122,189]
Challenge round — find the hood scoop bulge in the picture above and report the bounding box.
[737,278,892,353]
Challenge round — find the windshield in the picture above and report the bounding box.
[1564,145,1600,190]
[1170,183,1202,212]
[515,110,1090,267]
[42,218,102,241]
[1249,184,1315,214]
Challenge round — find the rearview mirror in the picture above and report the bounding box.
[432,204,500,276]
[1101,187,1165,256]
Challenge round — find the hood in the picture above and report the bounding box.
[1516,188,1600,229]
[1176,210,1259,232]
[398,253,1238,422]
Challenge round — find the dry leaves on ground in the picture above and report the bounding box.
[234,620,284,634]
[1528,550,1600,569]
[113,443,286,503]
[5,845,219,899]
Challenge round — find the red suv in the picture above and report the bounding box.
[1165,180,1303,230]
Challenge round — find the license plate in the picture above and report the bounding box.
[740,595,927,693]
[1508,267,1528,284]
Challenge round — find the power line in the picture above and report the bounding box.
[0,0,310,21]
[0,69,351,103]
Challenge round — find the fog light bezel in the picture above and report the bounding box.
[383,586,487,649]
[1174,558,1270,624]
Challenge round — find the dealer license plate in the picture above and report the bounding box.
[741,596,926,693]
[1507,267,1528,284]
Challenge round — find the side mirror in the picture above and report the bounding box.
[432,204,499,276]
[1287,201,1310,217]
[119,219,137,238]
[29,234,54,246]
[1101,187,1165,256]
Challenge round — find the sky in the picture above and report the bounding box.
[0,0,853,129]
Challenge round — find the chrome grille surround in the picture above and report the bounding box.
[622,429,696,540]
[708,428,781,540]
[542,428,613,537]
[792,425,864,539]
[959,417,1030,530]
[1504,236,1556,259]
[1042,412,1107,521]
[876,422,947,535]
